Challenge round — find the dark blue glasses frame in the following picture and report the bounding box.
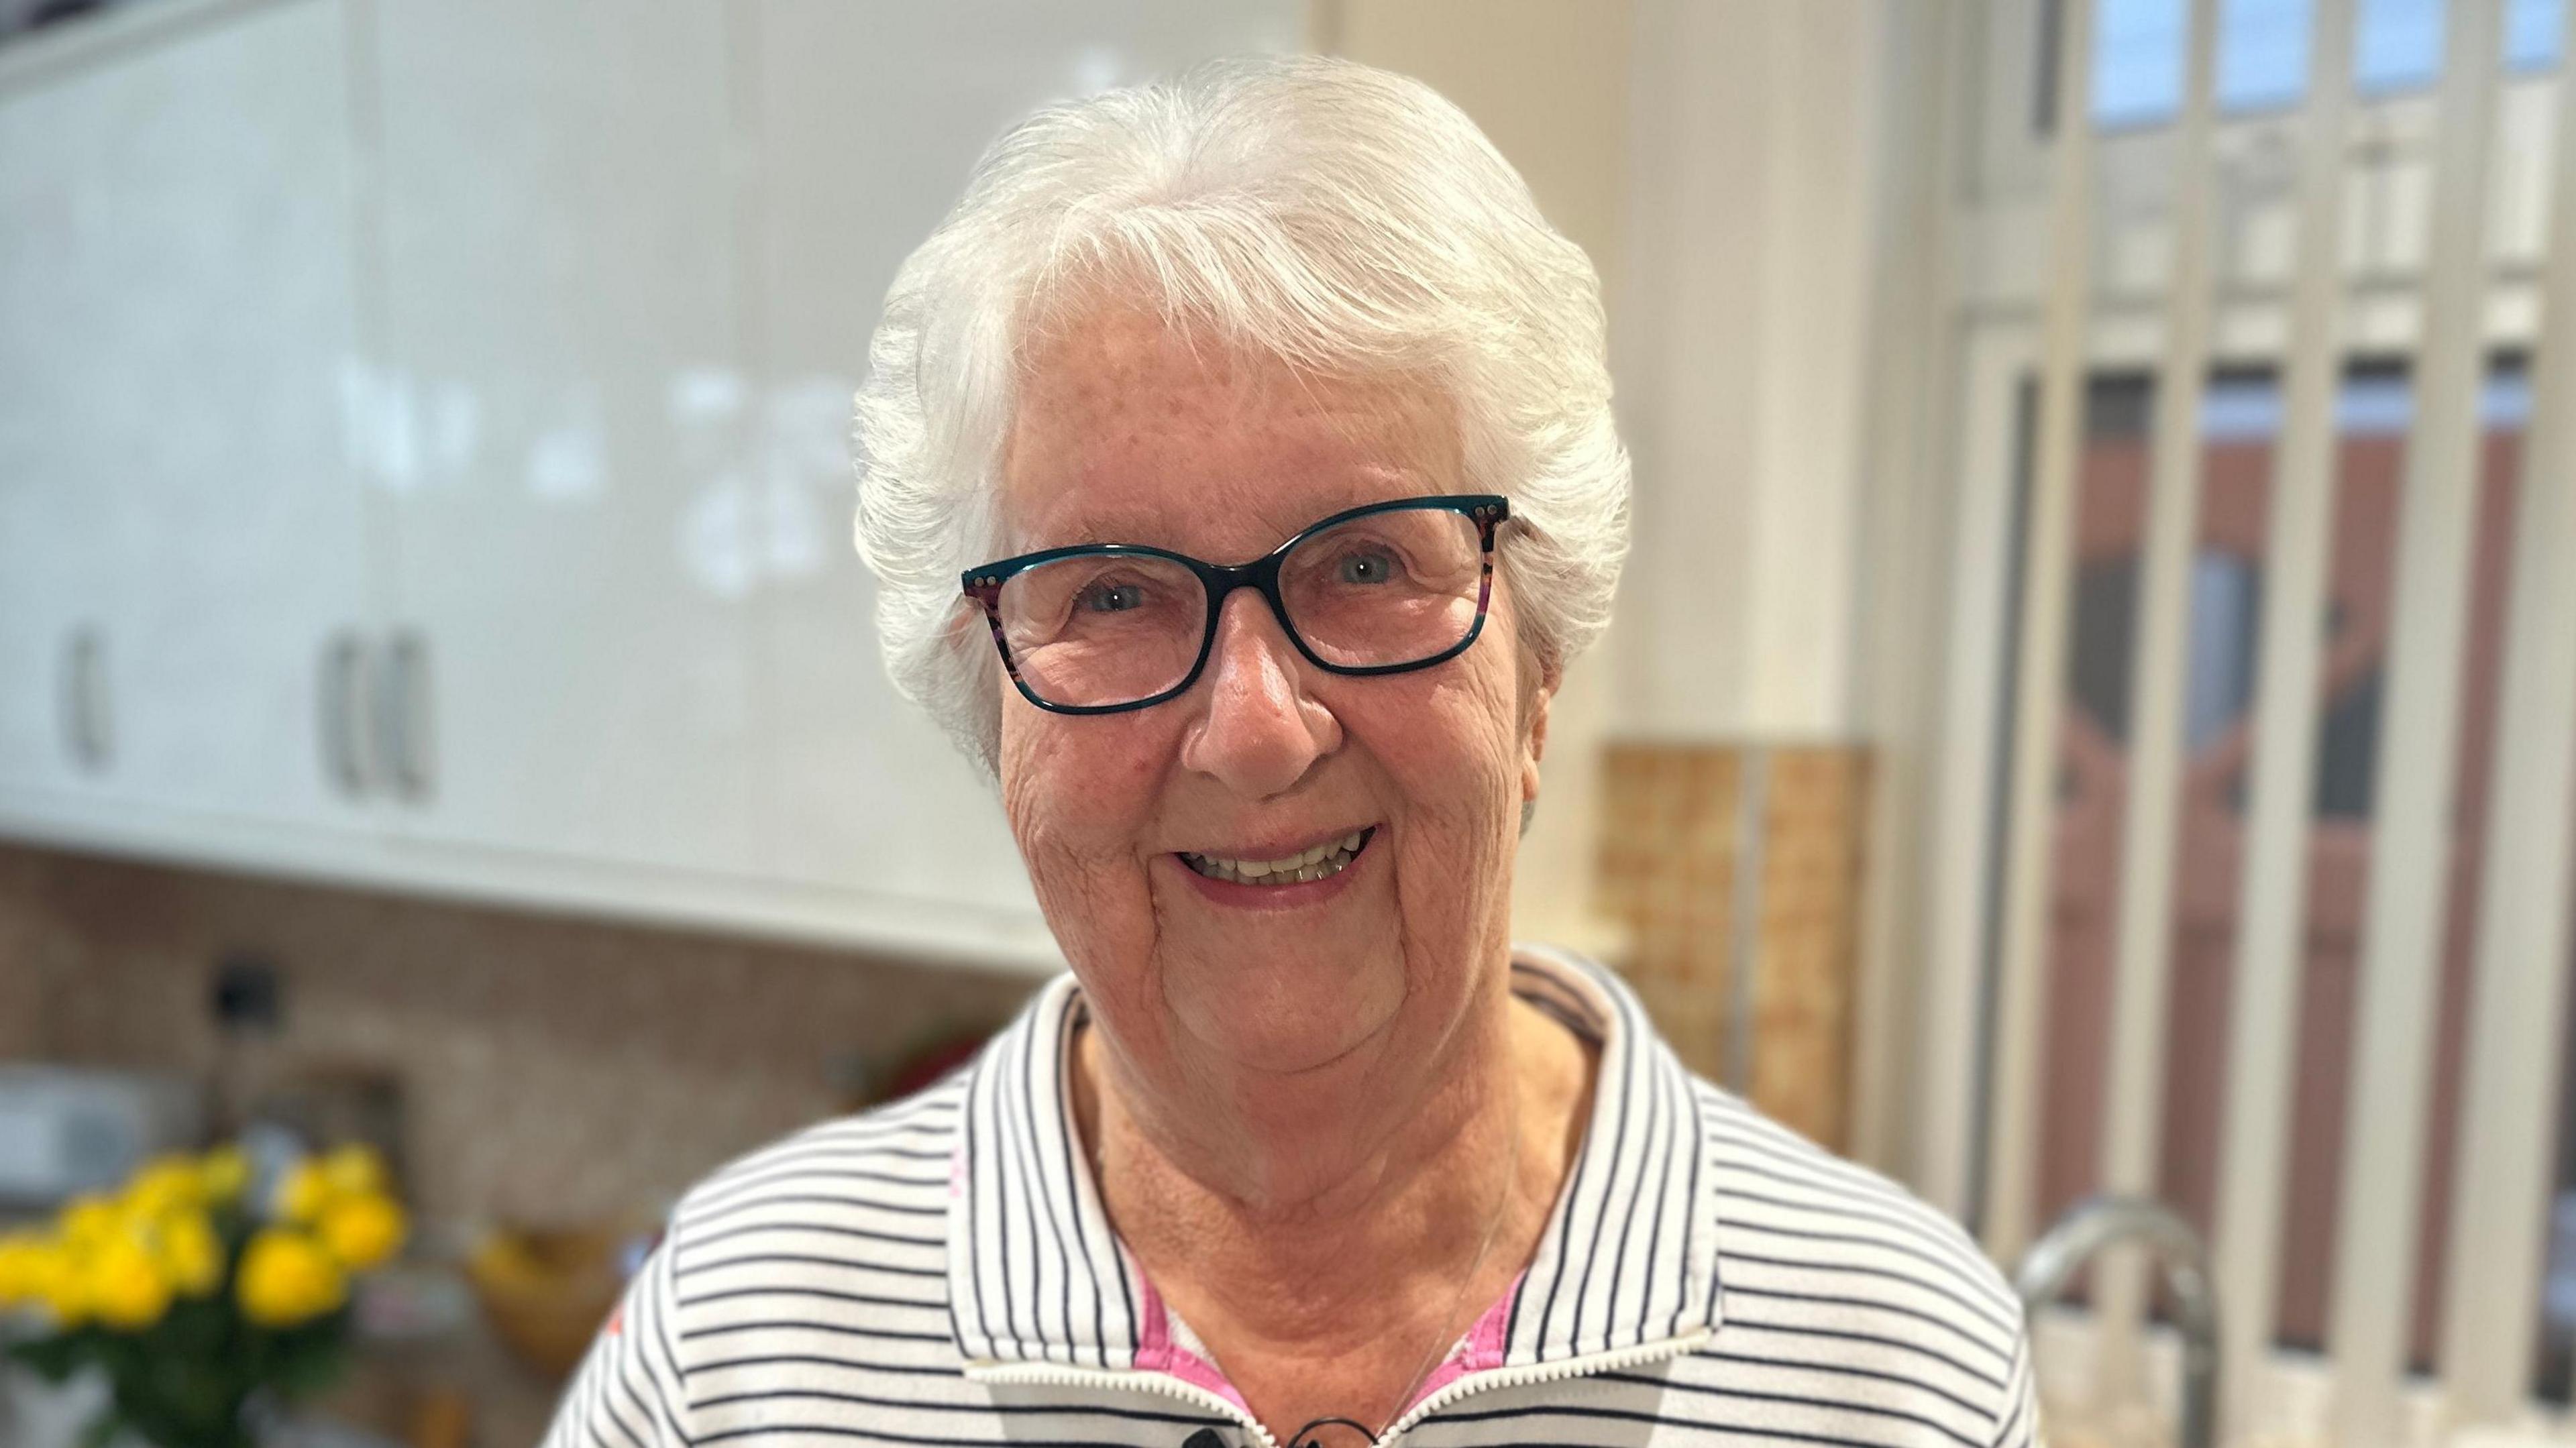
[961,493,1510,715]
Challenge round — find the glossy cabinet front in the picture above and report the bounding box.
[0,0,1296,969]
[743,0,1293,919]
[363,0,760,876]
[0,1,376,834]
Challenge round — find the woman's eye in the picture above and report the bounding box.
[1080,581,1146,612]
[1336,549,1397,586]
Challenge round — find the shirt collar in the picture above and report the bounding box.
[945,944,1723,1372]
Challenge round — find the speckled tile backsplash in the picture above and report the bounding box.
[0,842,1042,1229]
[1595,742,1871,1153]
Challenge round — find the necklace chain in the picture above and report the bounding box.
[1344,1072,1523,1446]
[1078,1019,1531,1448]
[1284,1107,1517,1448]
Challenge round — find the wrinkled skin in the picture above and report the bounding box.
[989,300,1593,1437]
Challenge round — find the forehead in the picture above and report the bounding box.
[998,302,1461,557]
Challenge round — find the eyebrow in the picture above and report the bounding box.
[1011,475,1444,557]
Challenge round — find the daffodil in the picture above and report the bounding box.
[199,1144,251,1204]
[236,1227,345,1327]
[275,1160,335,1226]
[317,1192,407,1272]
[87,1232,171,1330]
[30,1241,92,1328]
[154,1210,224,1298]
[0,1231,47,1306]
[58,1192,122,1246]
[123,1156,205,1219]
[318,1144,388,1200]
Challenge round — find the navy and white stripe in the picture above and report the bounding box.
[541,946,2042,1447]
[951,979,1141,1369]
[1498,948,1716,1364]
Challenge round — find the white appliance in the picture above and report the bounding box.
[0,1065,203,1214]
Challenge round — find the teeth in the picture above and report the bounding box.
[1181,828,1373,886]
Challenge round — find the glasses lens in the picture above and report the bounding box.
[995,552,1205,708]
[1279,506,1486,669]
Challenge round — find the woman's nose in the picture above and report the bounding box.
[1177,587,1341,799]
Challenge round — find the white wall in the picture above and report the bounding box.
[1321,0,1635,952]
[1614,0,1897,741]
[1324,0,1919,929]
[1326,1,1947,1176]
[1336,0,1903,746]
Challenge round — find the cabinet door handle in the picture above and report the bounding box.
[379,628,433,803]
[58,624,110,774]
[319,631,371,797]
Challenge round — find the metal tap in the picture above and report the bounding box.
[2013,1194,2221,1448]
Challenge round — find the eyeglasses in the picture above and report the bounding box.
[961,494,1509,715]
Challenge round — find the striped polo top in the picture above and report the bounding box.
[539,945,2040,1447]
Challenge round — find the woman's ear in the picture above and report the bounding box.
[1518,646,1556,834]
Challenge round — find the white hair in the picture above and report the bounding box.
[853,53,1629,775]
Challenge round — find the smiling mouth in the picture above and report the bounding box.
[1177,827,1377,887]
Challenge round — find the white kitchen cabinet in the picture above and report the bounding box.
[0,0,378,833]
[742,0,1301,920]
[0,0,1299,972]
[360,0,762,876]
[0,48,131,800]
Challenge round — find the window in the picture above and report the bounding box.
[2082,0,2567,130]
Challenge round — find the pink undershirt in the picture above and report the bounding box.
[1129,1264,1525,1420]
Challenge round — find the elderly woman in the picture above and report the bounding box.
[543,56,2034,1448]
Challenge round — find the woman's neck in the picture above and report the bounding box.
[1070,988,1595,1433]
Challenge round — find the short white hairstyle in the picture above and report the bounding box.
[853,53,1629,775]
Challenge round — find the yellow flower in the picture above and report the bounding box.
[30,1242,91,1328]
[236,1227,345,1327]
[319,1144,388,1201]
[58,1192,122,1245]
[87,1232,171,1330]
[317,1192,407,1272]
[276,1161,334,1225]
[0,1232,48,1306]
[199,1146,250,1205]
[153,1210,224,1297]
[123,1156,205,1219]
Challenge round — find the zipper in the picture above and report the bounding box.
[1376,1326,1715,1444]
[965,1359,1283,1448]
[969,1325,1711,1448]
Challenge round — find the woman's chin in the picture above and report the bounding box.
[1165,962,1402,1080]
